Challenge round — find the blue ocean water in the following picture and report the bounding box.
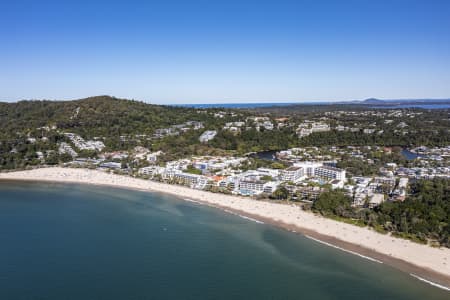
[0,181,448,299]
[371,104,450,109]
[174,102,329,108]
[173,102,450,109]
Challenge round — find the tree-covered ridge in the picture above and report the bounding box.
[0,96,203,138]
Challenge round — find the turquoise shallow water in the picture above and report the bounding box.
[0,181,448,299]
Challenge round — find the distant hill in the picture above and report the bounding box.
[0,95,210,139]
[361,98,386,104]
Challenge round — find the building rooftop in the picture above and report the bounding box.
[285,166,302,171]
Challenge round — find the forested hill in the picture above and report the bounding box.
[1,95,449,163]
[0,96,208,138]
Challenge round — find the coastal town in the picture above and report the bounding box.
[68,143,449,210]
[1,97,449,249]
[4,104,449,214]
[3,1,450,297]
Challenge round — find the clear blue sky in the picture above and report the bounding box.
[1,0,450,104]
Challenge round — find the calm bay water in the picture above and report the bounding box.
[0,181,448,299]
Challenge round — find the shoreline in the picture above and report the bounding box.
[1,167,449,290]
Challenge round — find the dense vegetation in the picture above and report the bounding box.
[298,129,449,148]
[0,96,206,140]
[312,179,450,247]
[1,96,449,170]
[0,96,234,168]
[209,128,298,153]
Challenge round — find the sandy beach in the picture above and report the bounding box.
[1,167,449,289]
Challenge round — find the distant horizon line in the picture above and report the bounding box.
[1,95,450,105]
[170,98,450,105]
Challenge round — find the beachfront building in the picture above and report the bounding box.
[235,174,281,196]
[238,179,266,195]
[314,166,346,181]
[280,166,304,182]
[297,186,323,201]
[139,166,165,177]
[174,172,208,189]
[263,181,280,194]
[256,168,280,178]
[293,162,323,177]
[219,175,240,190]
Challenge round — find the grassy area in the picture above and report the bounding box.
[328,215,367,227]
[391,232,428,244]
[373,225,388,234]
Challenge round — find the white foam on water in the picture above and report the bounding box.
[222,209,264,224]
[304,235,383,264]
[410,274,450,291]
[237,214,265,224]
[183,198,202,204]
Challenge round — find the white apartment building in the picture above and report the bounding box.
[139,166,165,177]
[314,166,346,181]
[239,180,266,195]
[174,172,208,188]
[280,166,304,182]
[263,182,280,194]
[293,162,323,177]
